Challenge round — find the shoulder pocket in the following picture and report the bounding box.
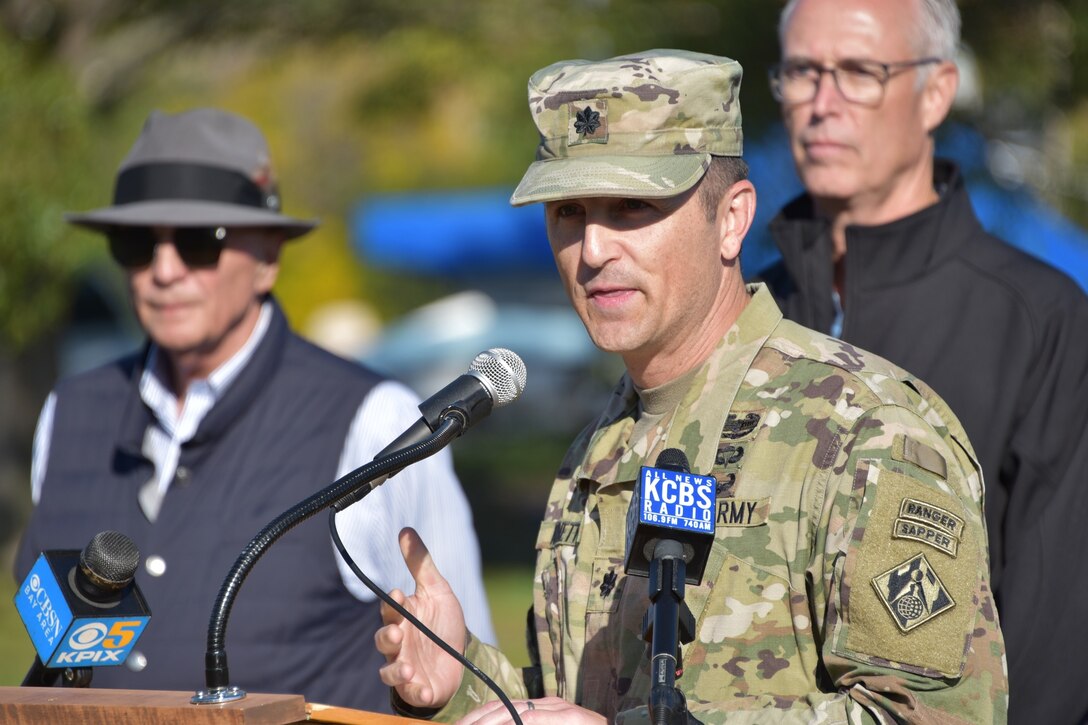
[831,460,981,678]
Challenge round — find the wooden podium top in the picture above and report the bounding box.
[0,687,415,724]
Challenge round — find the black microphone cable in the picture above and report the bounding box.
[329,511,523,725]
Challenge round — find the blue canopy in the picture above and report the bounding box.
[353,189,554,276]
[351,123,1088,291]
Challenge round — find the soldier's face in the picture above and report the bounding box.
[778,0,947,213]
[544,185,744,384]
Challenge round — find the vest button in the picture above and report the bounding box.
[126,650,148,672]
[175,466,191,486]
[145,555,167,577]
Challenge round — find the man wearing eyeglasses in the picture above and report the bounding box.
[13,108,495,711]
[759,1,1088,721]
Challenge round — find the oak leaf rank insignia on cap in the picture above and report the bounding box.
[571,102,607,144]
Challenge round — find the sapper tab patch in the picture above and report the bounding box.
[872,553,956,632]
[893,518,959,557]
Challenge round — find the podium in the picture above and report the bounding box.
[0,687,415,724]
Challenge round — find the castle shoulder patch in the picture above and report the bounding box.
[871,553,955,632]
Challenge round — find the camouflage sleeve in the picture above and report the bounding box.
[427,632,528,722]
[815,403,1007,722]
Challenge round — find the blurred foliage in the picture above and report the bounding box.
[0,565,34,684]
[0,38,103,350]
[957,0,1088,222]
[482,565,534,669]
[0,0,1085,351]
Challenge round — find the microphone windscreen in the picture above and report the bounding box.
[655,448,690,473]
[80,531,140,591]
[469,348,527,407]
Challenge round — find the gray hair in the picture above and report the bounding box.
[778,0,961,61]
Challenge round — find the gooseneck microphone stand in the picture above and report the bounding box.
[193,414,463,705]
[642,539,699,725]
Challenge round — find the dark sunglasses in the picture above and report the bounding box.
[107,226,228,269]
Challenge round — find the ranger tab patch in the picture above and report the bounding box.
[872,553,956,632]
[899,497,963,537]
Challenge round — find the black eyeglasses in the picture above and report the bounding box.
[107,226,228,269]
[768,57,943,107]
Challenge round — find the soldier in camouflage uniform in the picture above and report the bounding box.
[375,50,1007,723]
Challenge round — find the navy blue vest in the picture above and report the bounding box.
[16,300,395,711]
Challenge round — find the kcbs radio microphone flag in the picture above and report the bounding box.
[15,532,151,670]
[624,450,716,585]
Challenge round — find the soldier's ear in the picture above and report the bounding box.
[717,179,755,263]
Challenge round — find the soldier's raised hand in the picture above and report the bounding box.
[375,527,467,708]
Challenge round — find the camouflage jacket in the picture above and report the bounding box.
[438,285,1007,723]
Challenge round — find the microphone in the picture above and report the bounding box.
[374,347,527,459]
[624,449,716,725]
[16,531,152,686]
[624,448,716,584]
[332,347,527,511]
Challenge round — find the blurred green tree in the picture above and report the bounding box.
[2,0,1085,355]
[0,39,100,350]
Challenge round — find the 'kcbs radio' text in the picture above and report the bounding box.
[642,473,714,510]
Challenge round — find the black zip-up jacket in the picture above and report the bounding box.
[758,160,1088,724]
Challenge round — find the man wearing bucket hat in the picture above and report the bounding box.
[14,108,495,710]
[374,50,1006,722]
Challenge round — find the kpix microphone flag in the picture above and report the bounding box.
[15,532,151,669]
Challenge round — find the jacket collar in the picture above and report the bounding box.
[770,160,983,289]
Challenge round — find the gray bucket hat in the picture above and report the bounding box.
[65,108,316,239]
[511,49,744,206]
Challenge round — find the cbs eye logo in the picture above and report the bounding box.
[68,623,109,650]
[67,621,141,650]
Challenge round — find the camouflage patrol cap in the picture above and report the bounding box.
[510,49,743,206]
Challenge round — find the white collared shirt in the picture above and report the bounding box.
[134,302,274,520]
[30,302,496,644]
